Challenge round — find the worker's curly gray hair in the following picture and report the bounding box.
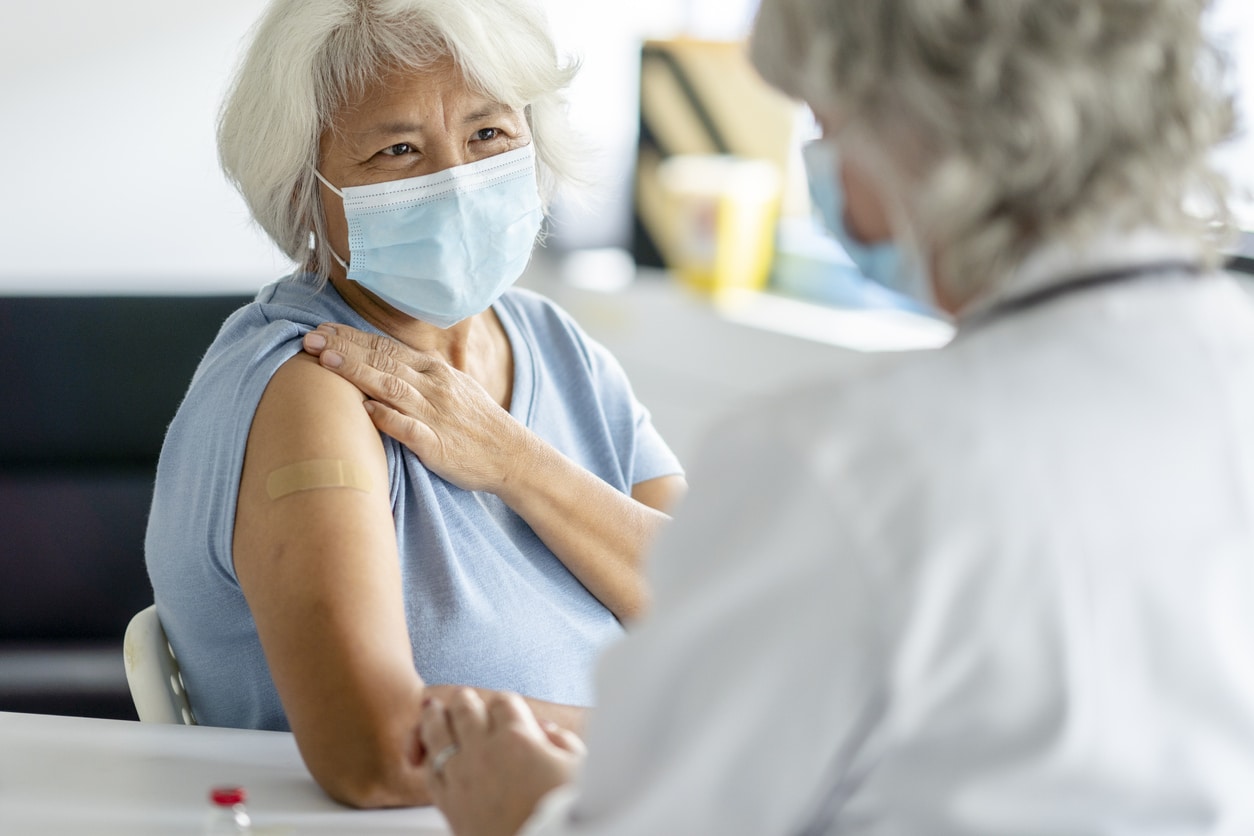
[218,0,580,278]
[750,0,1236,306]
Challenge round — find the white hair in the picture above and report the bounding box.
[218,0,581,277]
[750,0,1236,305]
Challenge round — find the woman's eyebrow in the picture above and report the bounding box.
[351,105,515,139]
[354,121,424,138]
[463,103,516,124]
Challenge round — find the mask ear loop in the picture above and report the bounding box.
[312,168,351,271]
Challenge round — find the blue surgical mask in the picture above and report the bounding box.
[801,140,933,307]
[314,144,543,329]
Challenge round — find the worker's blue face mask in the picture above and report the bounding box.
[314,144,543,329]
[801,140,933,307]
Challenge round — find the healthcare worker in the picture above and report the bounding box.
[410,0,1254,832]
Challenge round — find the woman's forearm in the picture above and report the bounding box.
[495,434,676,622]
[523,696,589,736]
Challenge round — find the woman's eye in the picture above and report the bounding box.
[474,128,500,142]
[380,143,415,157]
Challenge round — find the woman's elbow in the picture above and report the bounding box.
[614,593,649,625]
[331,780,429,810]
[304,735,429,809]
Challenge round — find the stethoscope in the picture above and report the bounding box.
[964,259,1206,328]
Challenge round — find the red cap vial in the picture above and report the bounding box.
[210,787,248,806]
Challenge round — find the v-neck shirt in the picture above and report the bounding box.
[146,273,682,731]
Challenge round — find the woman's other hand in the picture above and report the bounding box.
[303,320,686,622]
[302,323,533,494]
[417,689,583,836]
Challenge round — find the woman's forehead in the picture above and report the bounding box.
[335,59,516,129]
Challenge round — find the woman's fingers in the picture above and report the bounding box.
[361,400,436,452]
[309,349,424,417]
[446,688,490,741]
[487,692,544,737]
[420,689,490,797]
[302,324,439,404]
[311,323,439,370]
[419,697,456,759]
[302,329,443,456]
[542,722,588,757]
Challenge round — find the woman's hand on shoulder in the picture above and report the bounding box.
[301,321,679,622]
[302,323,534,494]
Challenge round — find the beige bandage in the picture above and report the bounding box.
[265,459,372,500]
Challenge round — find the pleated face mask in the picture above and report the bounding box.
[315,144,543,329]
[801,139,934,309]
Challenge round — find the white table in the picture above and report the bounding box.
[0,711,450,835]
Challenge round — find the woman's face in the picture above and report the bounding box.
[814,107,952,311]
[814,112,894,245]
[316,58,533,276]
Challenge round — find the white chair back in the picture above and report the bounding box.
[122,605,196,725]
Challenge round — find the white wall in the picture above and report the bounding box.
[0,0,1248,294]
[0,1,287,293]
[0,0,756,295]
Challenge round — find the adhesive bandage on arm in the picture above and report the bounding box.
[265,459,372,500]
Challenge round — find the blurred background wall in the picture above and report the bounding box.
[0,0,758,294]
[0,0,1249,295]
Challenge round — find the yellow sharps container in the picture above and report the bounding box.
[657,155,782,294]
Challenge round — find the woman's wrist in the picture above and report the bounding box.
[493,428,561,508]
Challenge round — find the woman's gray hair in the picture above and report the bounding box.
[218,0,580,277]
[751,0,1236,305]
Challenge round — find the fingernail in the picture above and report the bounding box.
[322,351,343,369]
[364,401,377,414]
[305,333,326,350]
[319,323,338,334]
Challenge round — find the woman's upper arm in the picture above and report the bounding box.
[232,351,426,806]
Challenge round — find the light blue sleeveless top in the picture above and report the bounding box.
[145,274,682,730]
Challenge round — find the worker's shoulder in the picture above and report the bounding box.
[701,328,1040,497]
[738,341,969,438]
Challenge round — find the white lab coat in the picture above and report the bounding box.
[522,230,1254,835]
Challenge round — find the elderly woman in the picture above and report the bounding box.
[414,0,1254,834]
[144,0,685,810]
